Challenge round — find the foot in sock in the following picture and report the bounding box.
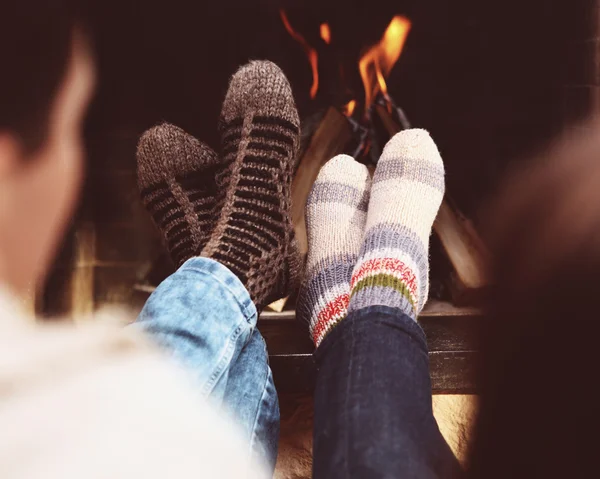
[298,155,371,347]
[201,60,303,311]
[136,123,220,267]
[349,129,445,319]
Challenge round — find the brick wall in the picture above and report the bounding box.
[41,130,160,317]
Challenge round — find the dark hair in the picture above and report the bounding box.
[0,1,82,153]
[467,125,600,478]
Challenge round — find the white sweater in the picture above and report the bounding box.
[0,289,266,478]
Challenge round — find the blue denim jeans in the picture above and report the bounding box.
[133,257,279,474]
[313,306,462,479]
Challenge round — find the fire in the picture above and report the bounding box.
[279,12,411,117]
[343,99,357,117]
[358,15,411,111]
[280,10,319,99]
[320,23,331,44]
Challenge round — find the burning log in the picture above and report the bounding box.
[375,104,490,304]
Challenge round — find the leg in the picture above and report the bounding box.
[299,132,460,478]
[133,257,280,473]
[313,307,460,479]
[224,328,280,470]
[135,61,302,474]
[135,257,255,400]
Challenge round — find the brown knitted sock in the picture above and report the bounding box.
[137,123,219,267]
[202,60,303,310]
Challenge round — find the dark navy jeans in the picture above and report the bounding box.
[313,305,461,479]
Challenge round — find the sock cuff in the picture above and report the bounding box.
[299,256,356,338]
[348,284,417,320]
[351,257,418,299]
[309,292,350,347]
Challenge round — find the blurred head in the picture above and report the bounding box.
[0,2,95,298]
[468,124,600,478]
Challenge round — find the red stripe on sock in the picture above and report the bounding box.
[351,258,418,299]
[312,293,350,345]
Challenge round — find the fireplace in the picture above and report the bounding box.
[40,0,600,392]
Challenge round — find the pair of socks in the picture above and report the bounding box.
[136,61,302,311]
[298,129,445,347]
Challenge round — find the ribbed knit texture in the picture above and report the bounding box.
[298,155,371,347]
[136,123,219,267]
[349,129,445,319]
[201,60,303,311]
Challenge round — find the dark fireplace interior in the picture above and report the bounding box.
[41,0,597,327]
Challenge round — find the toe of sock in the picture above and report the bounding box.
[137,123,180,187]
[136,123,218,188]
[317,154,370,189]
[220,60,299,128]
[308,155,371,212]
[382,128,444,169]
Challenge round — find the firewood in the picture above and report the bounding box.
[266,297,289,313]
[435,200,489,303]
[291,107,352,255]
[266,108,352,313]
[375,105,489,304]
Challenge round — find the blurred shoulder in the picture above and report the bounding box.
[0,291,266,479]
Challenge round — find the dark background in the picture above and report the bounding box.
[43,0,591,314]
[85,0,576,211]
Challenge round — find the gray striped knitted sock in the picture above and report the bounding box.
[201,60,303,311]
[298,155,371,347]
[136,123,219,267]
[349,129,445,319]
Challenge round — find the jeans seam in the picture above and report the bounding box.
[181,265,256,324]
[344,319,355,477]
[248,366,273,462]
[201,320,247,396]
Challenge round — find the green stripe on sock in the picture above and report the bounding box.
[351,274,416,310]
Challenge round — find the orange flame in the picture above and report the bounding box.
[343,99,357,117]
[358,16,411,111]
[280,10,319,99]
[320,23,331,44]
